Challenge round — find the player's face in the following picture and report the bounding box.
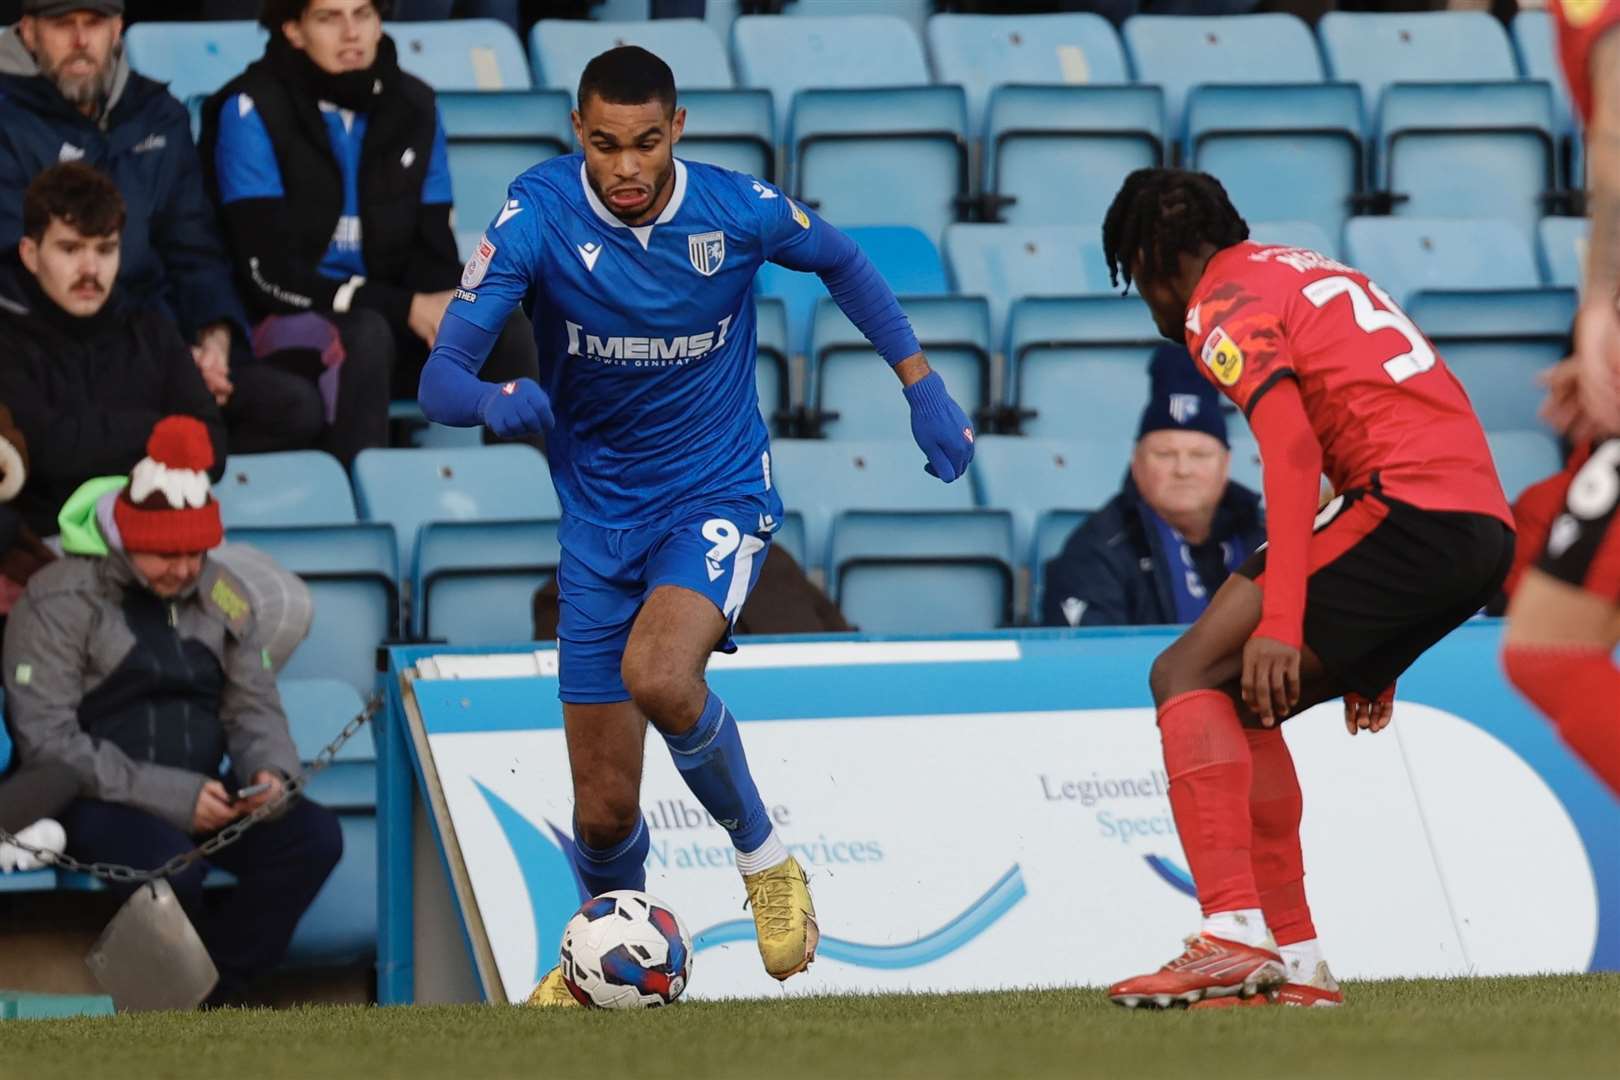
[18,218,120,317]
[284,0,383,75]
[19,11,122,113]
[1132,430,1229,521]
[574,96,687,225]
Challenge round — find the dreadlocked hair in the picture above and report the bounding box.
[1101,168,1249,293]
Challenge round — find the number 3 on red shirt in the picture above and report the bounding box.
[1303,275,1436,384]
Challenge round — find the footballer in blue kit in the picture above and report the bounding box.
[418,46,976,1005]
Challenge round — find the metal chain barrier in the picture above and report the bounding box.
[0,692,383,884]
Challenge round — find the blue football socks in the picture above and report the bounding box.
[662,690,775,855]
[573,815,649,896]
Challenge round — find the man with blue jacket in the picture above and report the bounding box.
[1041,346,1266,628]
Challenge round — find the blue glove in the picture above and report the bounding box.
[903,371,975,482]
[478,378,554,439]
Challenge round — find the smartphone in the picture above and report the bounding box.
[234,781,272,802]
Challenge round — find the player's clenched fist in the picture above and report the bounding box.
[903,371,975,482]
[480,378,554,438]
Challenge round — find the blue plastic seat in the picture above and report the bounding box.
[1004,296,1158,442]
[984,84,1165,229]
[767,439,976,572]
[1378,81,1557,233]
[1538,216,1587,289]
[810,295,990,440]
[1031,508,1093,625]
[1248,220,1337,258]
[352,445,560,575]
[732,14,930,134]
[1513,10,1580,186]
[278,678,376,811]
[437,90,572,235]
[215,452,356,528]
[927,12,1131,135]
[225,524,399,695]
[1122,14,1324,139]
[830,509,1015,632]
[285,816,377,967]
[755,296,791,433]
[679,89,777,180]
[781,0,932,37]
[414,519,561,644]
[124,21,266,104]
[1343,217,1542,306]
[393,19,532,90]
[1318,10,1519,122]
[530,18,733,92]
[1407,287,1576,433]
[788,85,969,246]
[971,434,1133,561]
[1185,82,1363,244]
[943,224,1115,345]
[1488,431,1563,503]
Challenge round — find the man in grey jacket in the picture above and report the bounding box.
[3,415,341,1005]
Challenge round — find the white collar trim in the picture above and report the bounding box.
[579,159,687,250]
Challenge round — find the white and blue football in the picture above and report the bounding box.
[559,890,693,1009]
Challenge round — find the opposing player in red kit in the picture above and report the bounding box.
[1501,0,1620,802]
[1100,169,1515,1009]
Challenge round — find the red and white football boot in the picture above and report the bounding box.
[1190,960,1344,1009]
[1108,934,1286,1009]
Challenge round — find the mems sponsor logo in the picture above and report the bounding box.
[564,315,734,368]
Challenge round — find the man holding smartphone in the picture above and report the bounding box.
[3,416,341,1008]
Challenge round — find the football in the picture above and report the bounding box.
[559,890,693,1009]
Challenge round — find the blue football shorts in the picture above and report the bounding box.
[554,487,785,703]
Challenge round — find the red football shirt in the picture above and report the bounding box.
[1183,242,1513,528]
[1553,0,1620,127]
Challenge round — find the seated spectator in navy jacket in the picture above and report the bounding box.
[2,417,341,1007]
[201,0,540,403]
[1040,346,1266,628]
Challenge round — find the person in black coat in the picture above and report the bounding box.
[1041,345,1266,628]
[201,0,539,402]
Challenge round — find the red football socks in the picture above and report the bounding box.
[1245,726,1315,947]
[1503,644,1620,798]
[1157,690,1261,916]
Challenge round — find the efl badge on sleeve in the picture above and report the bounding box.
[788,199,811,230]
[1200,325,1244,387]
[688,230,726,277]
[462,234,496,289]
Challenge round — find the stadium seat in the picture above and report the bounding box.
[766,439,976,571]
[1488,431,1563,503]
[1031,507,1092,625]
[279,679,377,812]
[1342,218,1542,306]
[1248,220,1337,258]
[983,84,1165,229]
[1004,296,1158,441]
[943,224,1115,344]
[1121,14,1325,139]
[1377,81,1559,233]
[1513,10,1580,186]
[788,85,969,246]
[773,509,808,571]
[756,296,792,434]
[1538,216,1588,290]
[782,0,932,37]
[1225,432,1265,496]
[215,452,356,528]
[1407,287,1576,433]
[679,89,777,180]
[829,509,1015,632]
[530,18,733,92]
[285,815,377,968]
[393,19,532,90]
[225,524,400,695]
[437,90,572,235]
[731,14,931,133]
[1184,82,1364,245]
[1317,10,1519,121]
[926,13,1131,135]
[809,295,991,440]
[123,21,266,104]
[415,519,562,643]
[971,434,1133,560]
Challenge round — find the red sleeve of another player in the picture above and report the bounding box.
[1247,378,1324,652]
[1188,284,1296,417]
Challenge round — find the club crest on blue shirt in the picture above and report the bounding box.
[1168,393,1201,425]
[462,234,496,289]
[687,231,725,277]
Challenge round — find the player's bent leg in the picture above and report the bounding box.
[622,585,817,980]
[1504,570,1620,798]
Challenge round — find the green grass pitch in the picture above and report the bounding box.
[2,975,1617,1080]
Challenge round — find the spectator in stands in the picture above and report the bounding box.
[3,416,342,1006]
[0,0,389,464]
[1040,346,1265,628]
[0,401,54,619]
[202,0,540,404]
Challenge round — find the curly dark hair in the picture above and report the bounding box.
[259,0,394,32]
[1102,168,1249,292]
[22,162,125,241]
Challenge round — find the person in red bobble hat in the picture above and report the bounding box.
[2,416,342,1008]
